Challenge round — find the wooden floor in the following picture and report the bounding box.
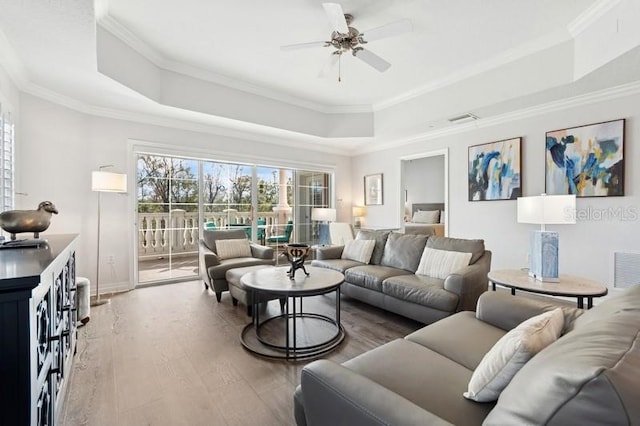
[61,279,422,426]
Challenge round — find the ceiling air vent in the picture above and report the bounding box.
[448,113,479,123]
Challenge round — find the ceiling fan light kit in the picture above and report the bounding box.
[282,2,412,82]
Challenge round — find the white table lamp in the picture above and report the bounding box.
[91,167,127,305]
[517,194,575,282]
[312,207,336,246]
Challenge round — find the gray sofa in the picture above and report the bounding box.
[295,284,640,425]
[198,229,274,302]
[311,231,492,324]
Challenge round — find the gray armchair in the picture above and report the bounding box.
[199,229,275,302]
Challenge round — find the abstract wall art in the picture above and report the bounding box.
[468,137,522,201]
[545,119,624,197]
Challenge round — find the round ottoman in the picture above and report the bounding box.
[76,276,91,325]
[226,265,285,316]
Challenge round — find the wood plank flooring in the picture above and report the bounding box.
[61,280,422,426]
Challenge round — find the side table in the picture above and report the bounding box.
[488,269,608,309]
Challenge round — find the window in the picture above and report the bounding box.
[134,152,332,285]
[0,105,14,212]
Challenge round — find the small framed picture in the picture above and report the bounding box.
[364,173,383,206]
[545,119,624,197]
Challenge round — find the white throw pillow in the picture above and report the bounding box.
[412,210,440,224]
[416,247,472,279]
[341,239,376,264]
[215,238,251,260]
[439,210,445,224]
[463,308,564,402]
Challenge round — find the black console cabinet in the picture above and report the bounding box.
[0,234,78,426]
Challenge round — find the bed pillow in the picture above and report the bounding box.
[412,210,440,224]
[416,247,472,279]
[341,239,376,264]
[463,308,564,402]
[215,238,251,260]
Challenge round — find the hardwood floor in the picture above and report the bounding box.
[61,279,422,426]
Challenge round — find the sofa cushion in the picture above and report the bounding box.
[355,230,390,265]
[486,285,640,425]
[311,258,363,273]
[215,238,251,260]
[202,229,247,254]
[341,239,375,264]
[427,236,485,264]
[380,233,429,272]
[345,265,411,292]
[464,308,564,402]
[416,247,472,279]
[343,339,494,426]
[382,274,459,312]
[208,257,273,280]
[406,311,506,371]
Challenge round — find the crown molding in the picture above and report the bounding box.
[98,16,371,115]
[361,80,640,154]
[373,29,572,111]
[568,0,623,37]
[22,82,366,156]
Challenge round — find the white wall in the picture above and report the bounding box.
[404,155,445,211]
[352,92,639,288]
[18,94,352,294]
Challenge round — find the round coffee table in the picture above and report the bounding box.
[488,269,608,309]
[240,266,345,360]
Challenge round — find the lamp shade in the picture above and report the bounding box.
[352,206,365,217]
[92,171,127,193]
[311,207,336,222]
[517,194,575,225]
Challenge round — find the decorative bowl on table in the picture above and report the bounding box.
[284,243,310,279]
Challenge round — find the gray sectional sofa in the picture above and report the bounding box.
[311,230,492,324]
[294,285,640,425]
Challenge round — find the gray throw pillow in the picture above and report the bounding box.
[355,230,390,265]
[380,233,429,273]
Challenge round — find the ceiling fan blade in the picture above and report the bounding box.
[323,3,349,34]
[354,49,391,72]
[318,52,341,78]
[362,19,413,42]
[281,41,327,51]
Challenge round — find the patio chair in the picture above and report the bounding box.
[199,229,275,302]
[257,218,267,245]
[267,220,293,246]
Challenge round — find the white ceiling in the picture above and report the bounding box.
[0,0,639,154]
[105,0,594,107]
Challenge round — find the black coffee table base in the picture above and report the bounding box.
[241,293,345,360]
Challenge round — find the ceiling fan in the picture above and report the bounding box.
[281,3,412,81]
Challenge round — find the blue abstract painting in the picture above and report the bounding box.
[546,119,624,197]
[468,137,521,201]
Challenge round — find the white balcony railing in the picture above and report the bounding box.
[137,210,290,259]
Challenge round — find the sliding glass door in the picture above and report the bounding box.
[135,153,332,286]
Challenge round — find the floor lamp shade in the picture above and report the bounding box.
[517,194,576,282]
[92,171,127,193]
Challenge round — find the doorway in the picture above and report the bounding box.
[400,149,448,236]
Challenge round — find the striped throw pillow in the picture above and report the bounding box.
[341,239,376,264]
[416,247,472,279]
[215,239,251,260]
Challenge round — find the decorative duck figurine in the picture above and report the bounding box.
[0,201,58,240]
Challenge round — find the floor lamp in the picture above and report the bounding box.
[91,166,127,306]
